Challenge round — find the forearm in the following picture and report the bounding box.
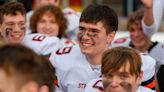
[143,7,154,26]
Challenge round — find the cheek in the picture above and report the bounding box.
[103,80,111,89]
[37,22,44,29]
[77,33,82,40]
[120,82,132,92]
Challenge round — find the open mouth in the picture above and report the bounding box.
[9,33,24,41]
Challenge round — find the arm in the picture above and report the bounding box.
[141,0,164,37]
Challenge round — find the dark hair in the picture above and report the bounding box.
[30,4,67,38]
[0,2,26,24]
[102,47,142,77]
[0,44,55,92]
[40,55,56,92]
[80,5,118,34]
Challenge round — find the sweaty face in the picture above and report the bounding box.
[0,13,26,43]
[77,22,115,57]
[37,12,59,36]
[128,23,149,48]
[102,62,142,92]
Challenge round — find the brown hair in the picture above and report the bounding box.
[0,44,55,92]
[30,4,67,38]
[0,2,26,24]
[102,47,142,77]
[80,5,118,34]
[127,9,144,30]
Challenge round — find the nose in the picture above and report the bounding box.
[78,30,90,41]
[109,77,120,88]
[44,22,51,29]
[132,30,140,38]
[12,24,21,32]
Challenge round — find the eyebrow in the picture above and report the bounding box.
[79,26,100,31]
[119,72,130,75]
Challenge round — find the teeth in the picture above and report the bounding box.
[10,34,22,39]
[82,43,92,46]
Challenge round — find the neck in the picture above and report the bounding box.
[86,54,102,65]
[86,46,109,65]
[135,40,152,53]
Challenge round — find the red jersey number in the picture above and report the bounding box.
[32,35,46,42]
[56,47,72,55]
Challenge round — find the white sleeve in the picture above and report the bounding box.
[140,53,156,82]
[84,78,103,92]
[142,0,164,37]
[59,67,91,92]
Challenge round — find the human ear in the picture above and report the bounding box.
[20,81,39,92]
[107,31,116,44]
[136,71,143,85]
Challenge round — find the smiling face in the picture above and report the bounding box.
[128,22,149,48]
[77,21,115,57]
[102,61,142,92]
[0,12,26,44]
[36,11,59,36]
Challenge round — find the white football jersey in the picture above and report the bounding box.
[23,33,62,55]
[63,8,80,39]
[111,36,164,69]
[49,45,101,92]
[85,78,156,92]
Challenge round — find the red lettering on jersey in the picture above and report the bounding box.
[93,79,104,91]
[56,47,72,55]
[32,35,46,41]
[78,83,86,89]
[114,37,127,44]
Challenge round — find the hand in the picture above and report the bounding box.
[141,0,153,8]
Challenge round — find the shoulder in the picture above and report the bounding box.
[111,36,130,47]
[85,78,103,92]
[49,45,83,69]
[139,53,156,82]
[137,86,156,92]
[23,33,61,55]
